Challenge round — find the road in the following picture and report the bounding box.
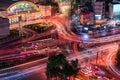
[0,26,56,55]
[1,15,120,55]
[0,43,118,80]
[48,17,120,44]
[0,58,48,80]
[7,15,120,45]
[74,42,120,79]
[1,15,120,80]
[106,43,120,79]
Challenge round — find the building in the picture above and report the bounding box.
[0,17,10,37]
[109,2,120,20]
[93,1,107,25]
[93,1,105,20]
[0,1,52,24]
[59,2,71,16]
[80,12,94,25]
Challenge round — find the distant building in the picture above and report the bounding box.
[0,1,52,24]
[93,1,105,20]
[58,1,71,16]
[0,17,10,37]
[80,12,94,25]
[109,2,120,20]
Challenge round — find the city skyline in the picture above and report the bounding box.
[0,0,120,80]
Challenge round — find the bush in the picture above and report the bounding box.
[23,23,53,33]
[10,29,19,36]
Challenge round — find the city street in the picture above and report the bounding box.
[0,43,119,80]
[1,0,120,80]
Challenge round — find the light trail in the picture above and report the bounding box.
[0,43,119,80]
[106,43,120,79]
[0,64,46,80]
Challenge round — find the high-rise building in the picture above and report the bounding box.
[80,12,94,25]
[109,2,120,20]
[93,1,105,20]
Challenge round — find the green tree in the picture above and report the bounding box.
[71,59,80,77]
[46,55,59,79]
[46,53,80,80]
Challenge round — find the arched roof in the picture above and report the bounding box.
[7,1,39,13]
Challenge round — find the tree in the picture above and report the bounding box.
[52,2,59,13]
[116,50,120,68]
[46,55,59,79]
[46,53,80,80]
[70,59,80,77]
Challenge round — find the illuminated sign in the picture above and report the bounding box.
[95,15,102,20]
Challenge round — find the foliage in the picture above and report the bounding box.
[46,53,80,79]
[23,23,52,33]
[116,50,120,67]
[52,2,59,13]
[10,29,19,36]
[89,75,98,80]
[70,59,80,77]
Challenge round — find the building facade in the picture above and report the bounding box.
[0,1,52,24]
[80,12,94,25]
[93,1,105,20]
[109,2,120,20]
[0,17,10,37]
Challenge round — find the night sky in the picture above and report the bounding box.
[0,0,20,3]
[0,0,116,3]
[0,0,19,9]
[0,0,113,3]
